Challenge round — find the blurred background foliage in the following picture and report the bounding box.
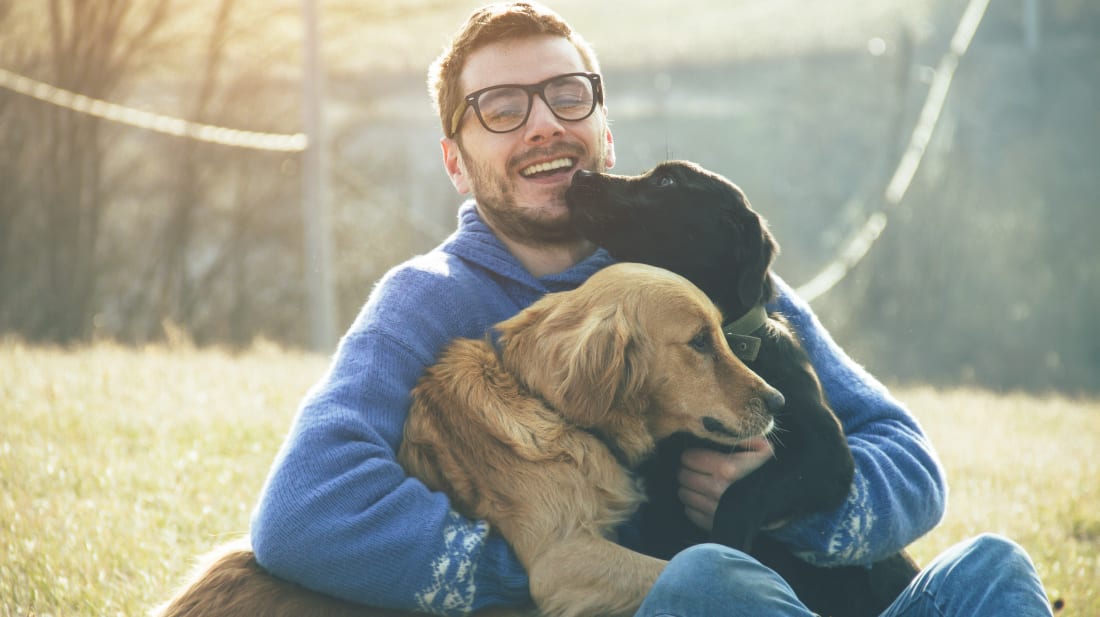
[1,0,1097,394]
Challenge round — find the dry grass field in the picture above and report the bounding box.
[1,341,1097,616]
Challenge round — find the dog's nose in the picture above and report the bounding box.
[762,387,785,413]
[571,169,595,184]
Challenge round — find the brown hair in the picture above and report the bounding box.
[427,2,602,137]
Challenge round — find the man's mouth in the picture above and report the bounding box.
[519,157,576,179]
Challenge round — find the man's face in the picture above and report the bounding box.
[442,35,616,246]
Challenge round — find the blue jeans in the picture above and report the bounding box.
[634,534,1053,617]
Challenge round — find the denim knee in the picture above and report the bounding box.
[891,533,1053,617]
[664,543,757,579]
[964,533,1038,578]
[635,543,813,617]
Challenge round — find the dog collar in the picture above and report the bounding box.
[722,304,767,362]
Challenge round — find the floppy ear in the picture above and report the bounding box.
[500,301,648,427]
[555,304,649,426]
[737,210,779,308]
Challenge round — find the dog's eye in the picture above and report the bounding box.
[688,330,713,353]
[655,174,676,188]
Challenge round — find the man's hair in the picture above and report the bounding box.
[427,2,602,138]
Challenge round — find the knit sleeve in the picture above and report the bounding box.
[763,276,947,566]
[250,274,530,614]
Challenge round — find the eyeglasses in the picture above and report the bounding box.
[450,72,603,136]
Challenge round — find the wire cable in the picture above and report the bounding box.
[0,67,307,152]
[795,0,991,302]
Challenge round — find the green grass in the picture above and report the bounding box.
[0,341,323,616]
[2,342,1097,615]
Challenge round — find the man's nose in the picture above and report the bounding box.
[523,96,565,143]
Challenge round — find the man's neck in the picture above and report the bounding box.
[496,233,597,278]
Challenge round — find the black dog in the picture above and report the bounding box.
[566,160,918,617]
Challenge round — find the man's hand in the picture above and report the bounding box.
[677,437,774,531]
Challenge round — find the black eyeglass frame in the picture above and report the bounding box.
[449,72,604,136]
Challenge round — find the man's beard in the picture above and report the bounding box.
[459,140,609,247]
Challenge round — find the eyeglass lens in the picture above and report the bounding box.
[473,74,597,133]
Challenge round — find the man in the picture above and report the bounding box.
[250,3,1052,616]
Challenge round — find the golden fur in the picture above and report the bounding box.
[154,262,779,617]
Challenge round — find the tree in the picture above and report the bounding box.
[0,0,171,342]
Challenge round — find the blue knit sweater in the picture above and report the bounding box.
[250,202,947,615]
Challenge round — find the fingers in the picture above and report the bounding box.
[681,494,715,530]
[681,438,774,485]
[676,457,722,531]
[678,455,731,495]
[676,439,777,531]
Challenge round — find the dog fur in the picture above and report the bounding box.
[566,161,919,617]
[154,262,783,617]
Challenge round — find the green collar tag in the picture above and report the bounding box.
[722,304,767,362]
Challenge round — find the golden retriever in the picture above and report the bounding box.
[154,262,783,617]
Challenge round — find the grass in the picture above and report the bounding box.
[1,341,1097,615]
[900,387,1100,613]
[0,341,322,616]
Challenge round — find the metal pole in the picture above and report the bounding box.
[1023,0,1040,53]
[300,0,337,351]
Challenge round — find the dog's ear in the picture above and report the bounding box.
[499,301,648,427]
[558,304,650,426]
[736,210,779,308]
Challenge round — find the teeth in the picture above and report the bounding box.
[521,158,574,177]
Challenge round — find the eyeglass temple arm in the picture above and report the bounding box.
[449,100,469,137]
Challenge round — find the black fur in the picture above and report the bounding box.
[566,160,918,617]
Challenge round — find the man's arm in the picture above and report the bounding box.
[762,276,948,565]
[250,277,530,614]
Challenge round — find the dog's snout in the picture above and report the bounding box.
[569,169,598,191]
[762,387,785,413]
[745,386,784,419]
[572,169,596,182]
[566,169,605,204]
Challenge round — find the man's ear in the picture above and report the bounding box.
[441,136,470,194]
[603,122,616,170]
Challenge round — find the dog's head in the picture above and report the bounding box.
[566,161,779,319]
[495,263,781,466]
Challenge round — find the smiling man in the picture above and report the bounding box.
[250,6,620,613]
[440,35,615,276]
[248,3,1052,617]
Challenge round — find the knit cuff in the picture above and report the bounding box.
[470,534,532,611]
